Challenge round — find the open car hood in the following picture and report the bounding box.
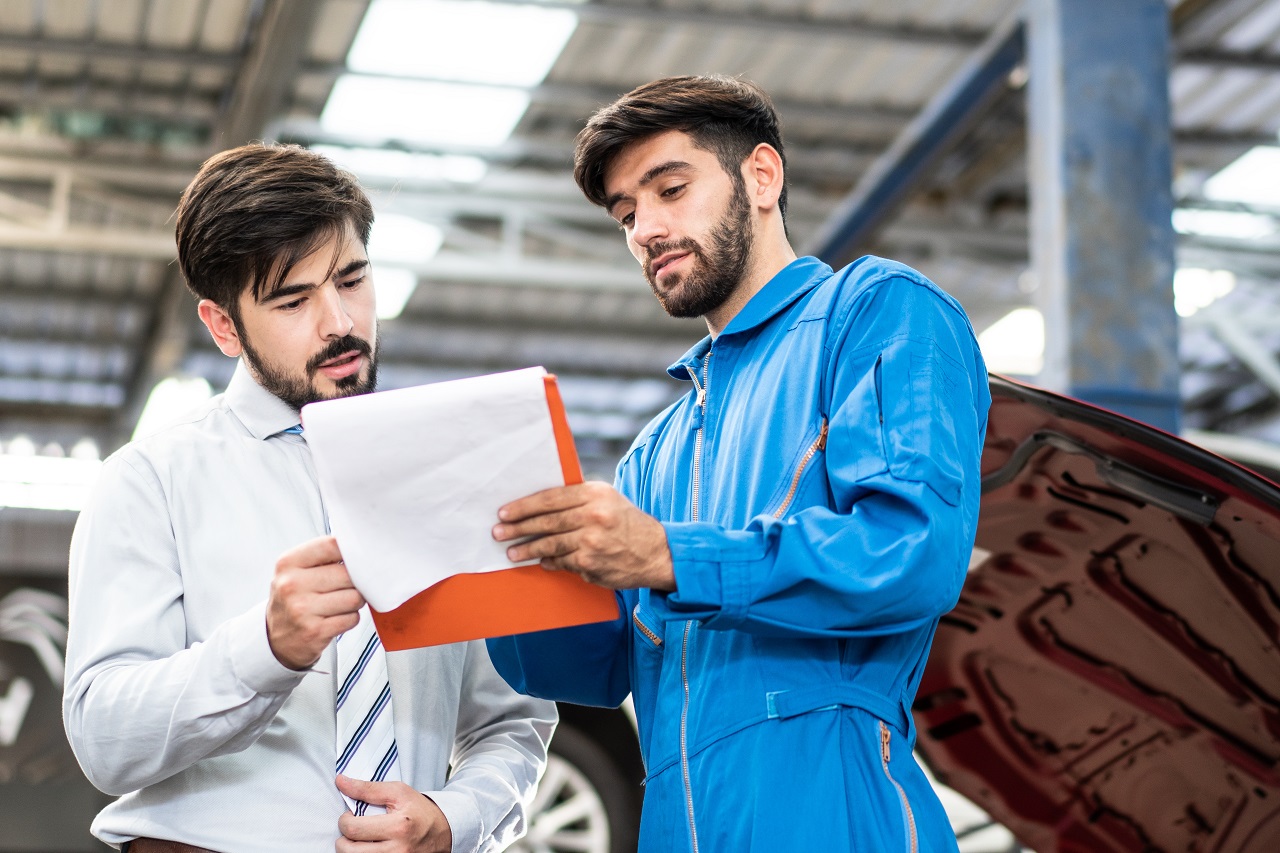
[916,376,1280,853]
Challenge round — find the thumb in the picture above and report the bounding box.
[336,774,393,806]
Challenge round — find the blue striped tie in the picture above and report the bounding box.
[334,607,401,815]
[286,423,400,814]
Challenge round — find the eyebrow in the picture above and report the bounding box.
[259,259,369,305]
[605,160,695,216]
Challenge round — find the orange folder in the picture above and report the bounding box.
[370,374,620,650]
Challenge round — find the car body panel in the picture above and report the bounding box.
[916,376,1280,853]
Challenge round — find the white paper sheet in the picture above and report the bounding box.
[301,366,565,612]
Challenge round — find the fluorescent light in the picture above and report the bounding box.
[375,267,419,320]
[368,213,444,266]
[0,454,102,511]
[1204,146,1280,207]
[1174,268,1236,317]
[1173,208,1275,240]
[312,145,487,184]
[133,376,213,441]
[322,76,530,148]
[347,0,578,86]
[979,307,1044,377]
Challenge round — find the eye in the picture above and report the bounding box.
[617,212,634,231]
[339,275,366,291]
[277,297,306,312]
[661,183,686,198]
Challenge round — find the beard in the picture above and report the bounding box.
[238,329,379,412]
[642,181,754,319]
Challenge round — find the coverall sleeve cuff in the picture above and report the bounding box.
[227,601,307,694]
[651,522,754,625]
[427,789,483,853]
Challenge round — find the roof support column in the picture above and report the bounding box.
[1026,0,1180,431]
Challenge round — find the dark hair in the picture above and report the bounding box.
[573,75,787,220]
[175,143,374,318]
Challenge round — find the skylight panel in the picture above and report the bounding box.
[1203,146,1280,208]
[978,307,1044,378]
[369,213,444,266]
[1172,208,1275,240]
[323,76,531,148]
[373,267,420,320]
[322,0,579,150]
[313,145,487,184]
[346,0,579,86]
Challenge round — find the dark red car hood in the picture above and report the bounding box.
[916,376,1280,853]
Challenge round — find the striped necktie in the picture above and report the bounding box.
[285,423,401,814]
[334,607,401,815]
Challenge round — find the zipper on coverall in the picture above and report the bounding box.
[679,350,711,853]
[881,721,919,853]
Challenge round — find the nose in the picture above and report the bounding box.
[319,285,355,340]
[629,200,668,254]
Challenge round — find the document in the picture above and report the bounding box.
[301,367,618,649]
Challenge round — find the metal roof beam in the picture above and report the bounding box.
[0,34,240,69]
[804,13,1025,263]
[276,121,877,183]
[1178,47,1280,71]
[0,288,152,315]
[115,0,329,443]
[298,72,918,133]
[0,223,174,258]
[218,0,326,148]
[0,77,220,126]
[483,0,986,45]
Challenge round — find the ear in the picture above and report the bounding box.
[743,143,785,213]
[197,299,243,358]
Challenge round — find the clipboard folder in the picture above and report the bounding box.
[368,375,619,650]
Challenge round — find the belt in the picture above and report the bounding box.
[126,839,222,853]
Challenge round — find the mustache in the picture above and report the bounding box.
[306,334,374,375]
[643,238,700,278]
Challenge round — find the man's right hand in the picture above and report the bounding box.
[266,535,364,670]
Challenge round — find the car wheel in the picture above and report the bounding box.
[508,722,640,853]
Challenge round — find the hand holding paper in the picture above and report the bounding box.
[494,481,675,591]
[301,367,617,649]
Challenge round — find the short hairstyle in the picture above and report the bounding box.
[573,75,787,219]
[175,143,374,318]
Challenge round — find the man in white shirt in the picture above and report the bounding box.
[62,143,556,853]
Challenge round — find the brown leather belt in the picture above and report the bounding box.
[127,839,221,853]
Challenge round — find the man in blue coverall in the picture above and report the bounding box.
[487,75,990,851]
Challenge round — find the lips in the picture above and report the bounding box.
[650,251,691,281]
[315,350,363,381]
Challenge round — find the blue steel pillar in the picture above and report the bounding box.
[1026,0,1180,432]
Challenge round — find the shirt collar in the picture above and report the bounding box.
[224,360,303,440]
[666,256,833,380]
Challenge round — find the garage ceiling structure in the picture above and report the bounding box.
[7,0,1280,554]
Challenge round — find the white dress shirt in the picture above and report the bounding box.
[63,361,556,852]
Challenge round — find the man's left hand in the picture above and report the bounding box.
[335,776,452,853]
[494,482,675,591]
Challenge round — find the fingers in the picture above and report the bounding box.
[267,537,366,670]
[497,484,590,525]
[336,777,452,851]
[273,562,358,597]
[276,534,343,568]
[504,532,577,566]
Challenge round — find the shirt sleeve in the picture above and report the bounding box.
[62,451,306,796]
[650,274,992,637]
[425,641,558,853]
